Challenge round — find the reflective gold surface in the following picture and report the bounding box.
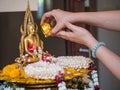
[15,2,44,66]
[0,67,90,89]
[41,23,52,37]
[0,71,56,88]
[0,68,90,83]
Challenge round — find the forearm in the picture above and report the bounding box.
[85,37,120,80]
[72,10,120,31]
[87,40,120,80]
[96,46,120,80]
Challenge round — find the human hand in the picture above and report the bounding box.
[57,23,98,50]
[40,9,74,35]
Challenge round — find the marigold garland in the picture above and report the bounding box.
[2,63,27,78]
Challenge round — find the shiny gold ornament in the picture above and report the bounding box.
[41,22,52,37]
[15,2,44,66]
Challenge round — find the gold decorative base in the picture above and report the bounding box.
[25,87,57,90]
[0,70,57,89]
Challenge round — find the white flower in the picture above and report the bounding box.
[24,61,63,79]
[58,81,67,90]
[88,80,94,88]
[33,49,37,55]
[84,87,94,90]
[16,88,25,90]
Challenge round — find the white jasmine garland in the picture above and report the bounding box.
[91,70,100,87]
[58,81,67,90]
[24,56,93,80]
[22,56,99,90]
[56,56,92,69]
[84,87,94,90]
[88,80,94,88]
[24,61,64,79]
[84,80,94,90]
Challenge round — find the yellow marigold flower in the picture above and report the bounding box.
[79,69,90,74]
[2,63,27,78]
[64,68,77,75]
[10,69,20,78]
[2,63,18,76]
[19,68,27,78]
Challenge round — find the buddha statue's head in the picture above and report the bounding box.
[27,18,36,35]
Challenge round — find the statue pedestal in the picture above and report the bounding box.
[16,83,57,90]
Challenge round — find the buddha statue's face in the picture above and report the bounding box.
[28,25,35,35]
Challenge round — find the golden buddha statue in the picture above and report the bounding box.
[15,3,43,66]
[24,18,43,63]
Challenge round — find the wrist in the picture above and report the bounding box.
[85,38,98,51]
[69,12,86,23]
[73,12,89,23]
[92,42,105,58]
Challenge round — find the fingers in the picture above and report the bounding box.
[40,9,58,24]
[65,22,78,32]
[49,22,63,35]
[40,11,52,24]
[56,23,74,40]
[40,10,59,36]
[56,30,72,40]
[51,22,76,36]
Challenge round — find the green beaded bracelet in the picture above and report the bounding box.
[92,42,105,58]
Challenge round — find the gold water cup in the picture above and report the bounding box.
[41,22,52,37]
